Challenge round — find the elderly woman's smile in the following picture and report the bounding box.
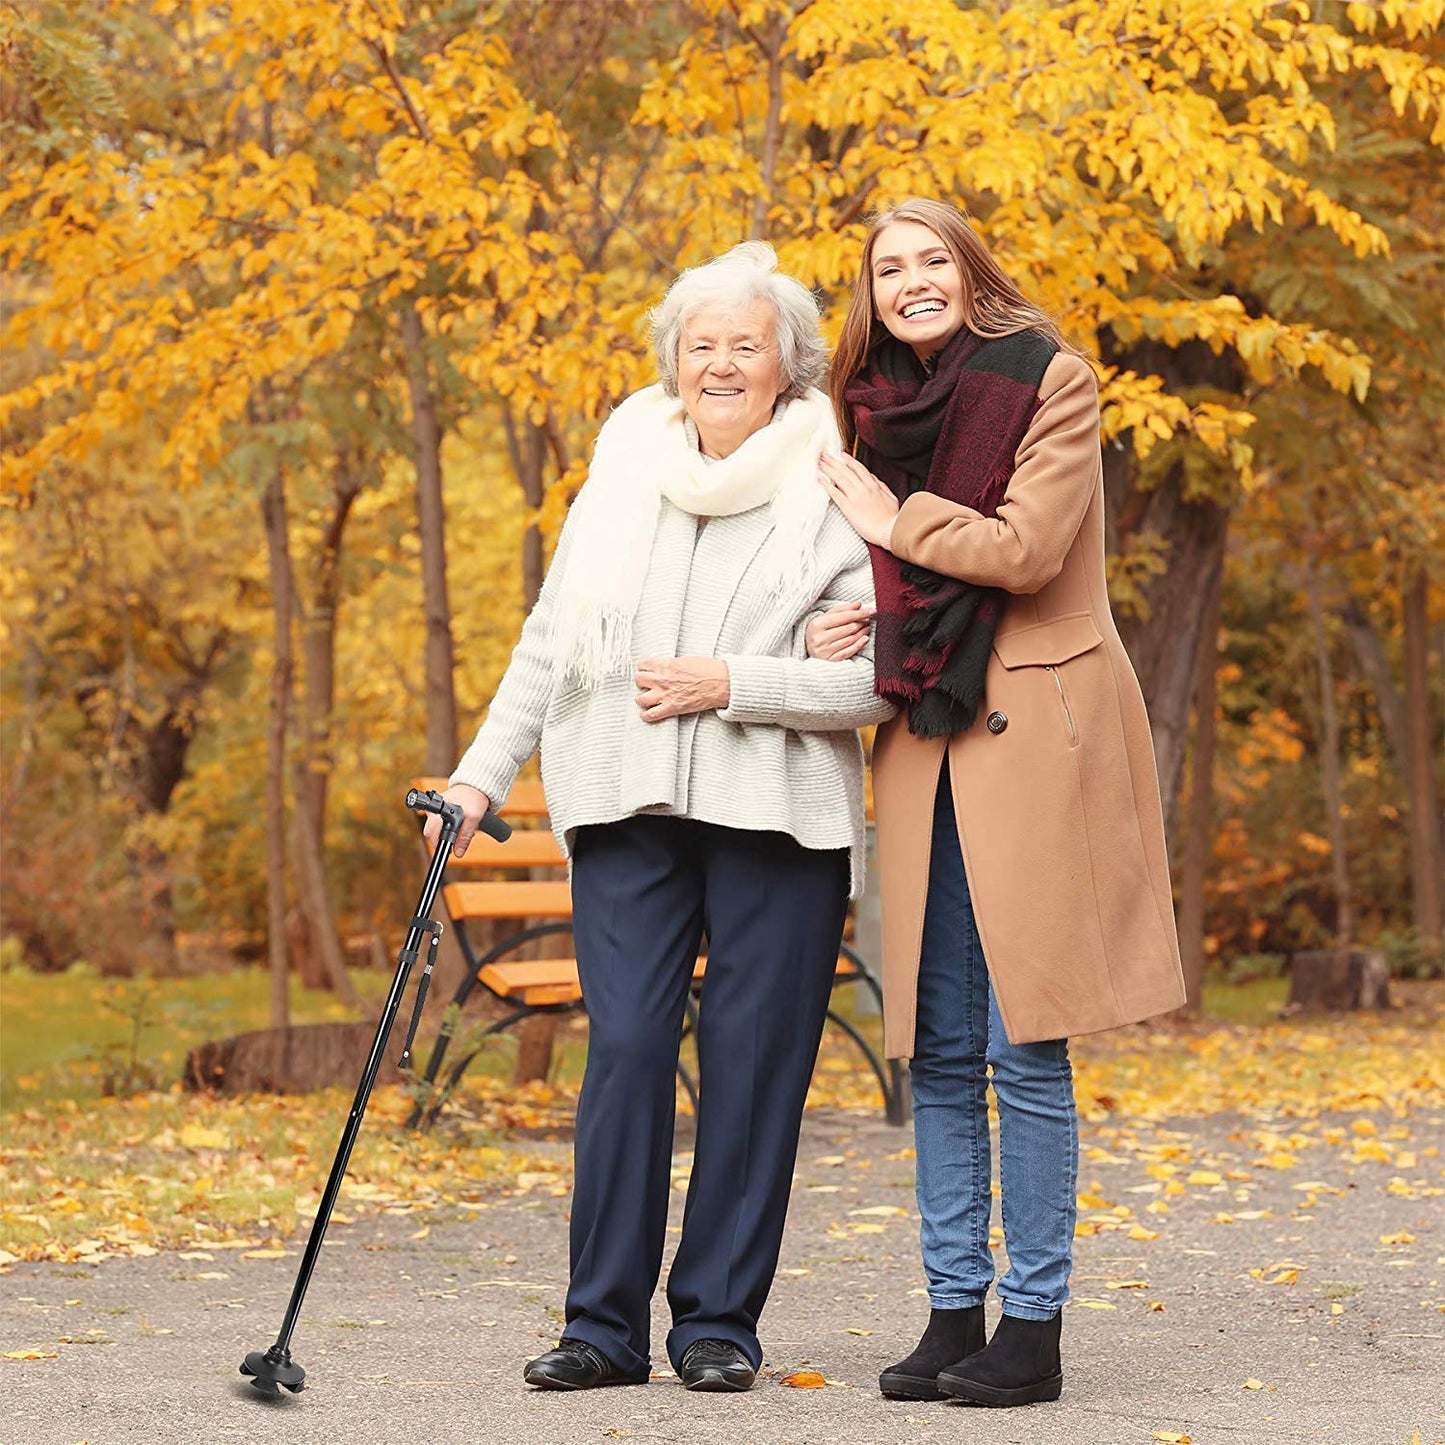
[678,300,784,459]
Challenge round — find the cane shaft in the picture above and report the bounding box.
[270,815,457,1355]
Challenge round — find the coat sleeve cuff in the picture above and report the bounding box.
[714,654,788,725]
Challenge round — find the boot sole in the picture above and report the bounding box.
[682,1370,754,1393]
[522,1367,643,1390]
[879,1370,946,1402]
[938,1370,1063,1406]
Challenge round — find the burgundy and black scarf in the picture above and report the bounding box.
[847,325,1059,738]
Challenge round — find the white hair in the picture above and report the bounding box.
[649,242,826,400]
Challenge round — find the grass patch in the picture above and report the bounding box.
[1200,974,1290,1025]
[0,963,394,1108]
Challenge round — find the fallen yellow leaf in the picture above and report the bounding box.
[1242,1377,1266,1390]
[781,1370,827,1388]
[240,1248,290,1260]
[2,1349,58,1360]
[1187,1170,1223,1185]
[1380,1230,1416,1245]
[844,1327,872,1336]
[179,1124,229,1150]
[1151,1432,1191,1443]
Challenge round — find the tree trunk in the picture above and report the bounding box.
[184,1021,408,1095]
[1340,594,1409,776]
[504,412,548,611]
[1306,566,1353,950]
[400,304,458,773]
[1402,564,1443,942]
[502,408,559,1085]
[1114,493,1229,854]
[748,18,786,240]
[294,456,359,842]
[261,466,293,1030]
[286,456,364,1003]
[1102,331,1241,856]
[1286,949,1391,1012]
[289,772,361,1010]
[1176,584,1222,1017]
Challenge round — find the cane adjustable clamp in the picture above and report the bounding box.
[396,917,443,1072]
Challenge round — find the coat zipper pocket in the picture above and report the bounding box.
[1044,665,1079,746]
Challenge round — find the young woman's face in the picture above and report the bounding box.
[869,220,966,362]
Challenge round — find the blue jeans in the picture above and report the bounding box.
[910,762,1078,1320]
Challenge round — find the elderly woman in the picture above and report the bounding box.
[425,243,893,1394]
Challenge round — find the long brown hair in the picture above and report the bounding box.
[829,198,1087,449]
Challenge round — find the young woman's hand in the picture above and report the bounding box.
[635,657,731,721]
[805,601,875,661]
[818,452,900,549]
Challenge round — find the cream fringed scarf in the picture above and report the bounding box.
[550,384,840,690]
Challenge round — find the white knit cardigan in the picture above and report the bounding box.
[450,493,895,897]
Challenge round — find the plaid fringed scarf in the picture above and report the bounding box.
[846,326,1059,738]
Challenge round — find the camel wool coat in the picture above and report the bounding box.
[872,350,1185,1056]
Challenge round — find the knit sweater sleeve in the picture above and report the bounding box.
[888,352,1100,595]
[716,535,897,732]
[448,506,580,805]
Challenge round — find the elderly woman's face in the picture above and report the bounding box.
[678,300,784,459]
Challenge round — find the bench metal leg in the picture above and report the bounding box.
[832,945,910,1126]
[410,920,576,1123]
[414,1003,580,1132]
[676,992,701,1111]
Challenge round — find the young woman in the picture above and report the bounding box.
[811,199,1185,1408]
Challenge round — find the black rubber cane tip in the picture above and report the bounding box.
[241,1348,306,1394]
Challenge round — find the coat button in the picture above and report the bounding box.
[986,710,1008,734]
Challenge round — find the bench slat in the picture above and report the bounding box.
[443,880,574,920]
[477,952,860,1008]
[435,829,565,869]
[412,776,550,819]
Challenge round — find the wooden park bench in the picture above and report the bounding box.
[404,776,907,1129]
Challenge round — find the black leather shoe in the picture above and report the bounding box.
[678,1338,756,1392]
[937,1311,1063,1406]
[523,1338,643,1390]
[879,1305,986,1401]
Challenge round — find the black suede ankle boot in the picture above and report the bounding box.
[878,1306,986,1401]
[937,1310,1063,1406]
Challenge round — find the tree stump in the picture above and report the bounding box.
[183,1021,407,1095]
[1286,949,1392,1012]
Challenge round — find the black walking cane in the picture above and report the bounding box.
[240,788,511,1396]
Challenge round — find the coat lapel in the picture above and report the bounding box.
[679,504,777,658]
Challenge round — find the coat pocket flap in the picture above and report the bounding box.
[993,612,1103,669]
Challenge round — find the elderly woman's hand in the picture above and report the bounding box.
[422,783,492,858]
[817,452,900,549]
[805,601,875,661]
[635,657,730,722]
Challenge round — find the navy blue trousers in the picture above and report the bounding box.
[561,814,849,1378]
